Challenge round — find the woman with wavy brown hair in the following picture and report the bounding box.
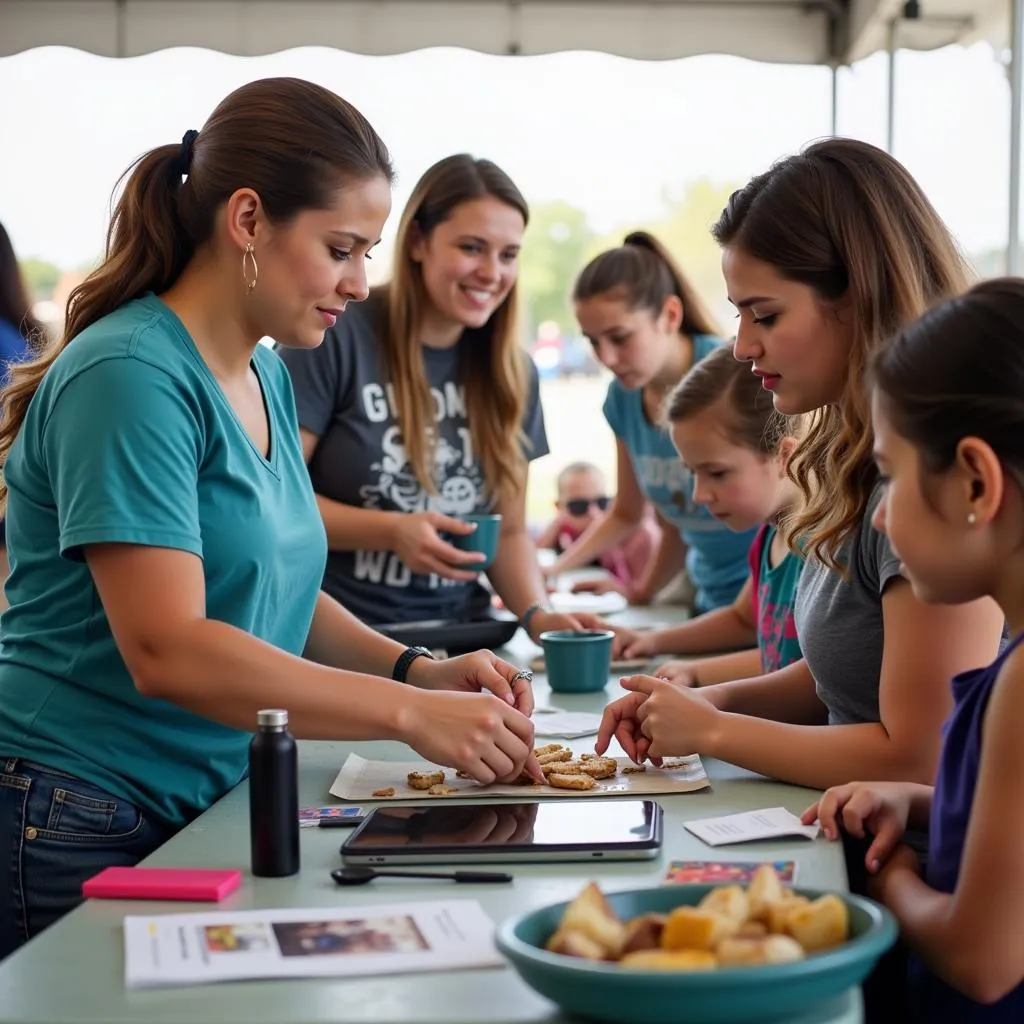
[598,138,1004,795]
[280,154,595,642]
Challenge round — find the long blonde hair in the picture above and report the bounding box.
[0,78,392,512]
[712,138,971,570]
[379,154,529,507]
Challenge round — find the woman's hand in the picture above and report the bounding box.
[390,512,486,581]
[801,782,915,872]
[595,675,719,762]
[595,691,653,764]
[619,674,721,759]
[571,577,631,598]
[409,650,535,716]
[617,629,662,659]
[525,609,610,645]
[650,659,699,687]
[400,688,543,786]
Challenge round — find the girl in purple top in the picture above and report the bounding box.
[807,278,1024,1020]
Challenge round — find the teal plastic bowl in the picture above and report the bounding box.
[496,884,897,1024]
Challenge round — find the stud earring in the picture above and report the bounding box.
[967,511,977,526]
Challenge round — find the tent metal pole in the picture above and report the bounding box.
[1010,0,1024,274]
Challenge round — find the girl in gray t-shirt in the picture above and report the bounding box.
[597,138,1005,793]
[280,155,596,642]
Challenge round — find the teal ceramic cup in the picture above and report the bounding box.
[451,513,502,570]
[540,629,615,693]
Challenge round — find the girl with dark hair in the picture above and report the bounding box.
[0,80,540,959]
[548,231,756,612]
[807,278,1024,1021]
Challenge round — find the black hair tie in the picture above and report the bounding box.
[174,129,199,178]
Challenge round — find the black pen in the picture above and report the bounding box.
[331,866,513,886]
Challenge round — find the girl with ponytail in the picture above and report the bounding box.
[548,231,756,614]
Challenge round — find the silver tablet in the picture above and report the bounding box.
[340,799,663,866]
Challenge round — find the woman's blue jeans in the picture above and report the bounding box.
[0,757,172,960]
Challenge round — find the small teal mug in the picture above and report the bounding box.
[539,629,615,693]
[451,513,502,570]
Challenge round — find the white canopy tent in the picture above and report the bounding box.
[0,1,1008,63]
[1,0,1020,264]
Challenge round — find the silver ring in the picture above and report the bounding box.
[511,669,534,684]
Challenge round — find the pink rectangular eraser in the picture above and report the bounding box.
[82,866,242,902]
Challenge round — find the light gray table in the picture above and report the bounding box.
[0,619,861,1024]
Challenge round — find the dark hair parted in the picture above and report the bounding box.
[666,344,795,456]
[573,230,721,338]
[871,277,1024,492]
[0,77,393,508]
[712,137,970,570]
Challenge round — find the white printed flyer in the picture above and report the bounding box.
[123,899,502,989]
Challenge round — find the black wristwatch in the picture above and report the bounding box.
[391,645,435,683]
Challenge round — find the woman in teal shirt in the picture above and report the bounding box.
[0,77,539,960]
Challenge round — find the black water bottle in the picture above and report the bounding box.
[249,709,300,877]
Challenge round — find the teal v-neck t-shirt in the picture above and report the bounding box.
[0,294,326,827]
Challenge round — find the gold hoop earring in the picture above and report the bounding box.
[242,243,258,294]
[967,511,977,526]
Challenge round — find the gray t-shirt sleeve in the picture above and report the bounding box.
[521,355,549,461]
[794,479,901,727]
[856,482,905,596]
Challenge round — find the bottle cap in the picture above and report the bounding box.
[257,709,288,729]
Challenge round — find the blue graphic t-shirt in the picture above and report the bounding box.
[602,334,755,611]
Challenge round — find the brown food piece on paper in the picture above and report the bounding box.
[622,764,647,775]
[537,749,573,766]
[580,758,618,780]
[547,772,597,791]
[542,760,584,776]
[534,743,565,757]
[407,770,445,790]
[428,784,457,796]
[371,787,396,798]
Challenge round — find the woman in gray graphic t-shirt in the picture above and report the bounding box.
[596,138,1005,796]
[279,155,597,642]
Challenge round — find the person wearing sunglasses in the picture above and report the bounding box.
[536,461,658,594]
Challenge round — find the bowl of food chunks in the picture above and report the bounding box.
[495,864,897,1024]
